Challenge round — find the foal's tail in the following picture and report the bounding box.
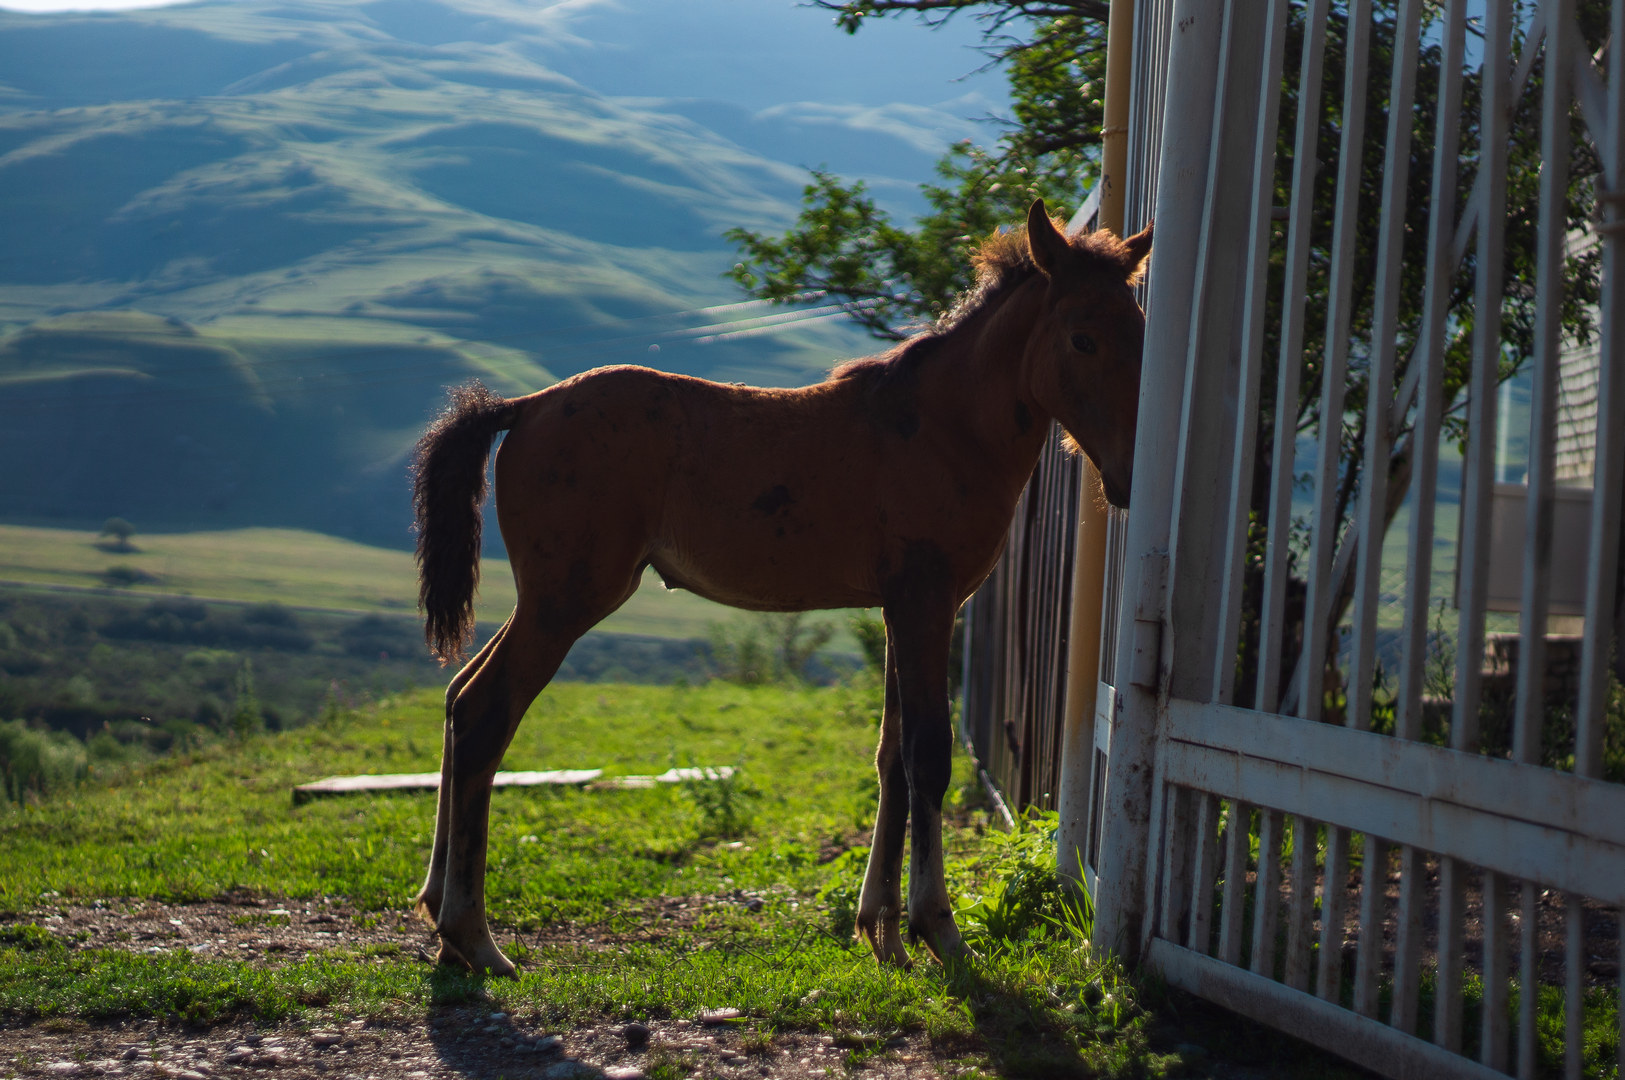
[412,381,520,664]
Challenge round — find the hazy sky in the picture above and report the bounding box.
[0,0,186,9]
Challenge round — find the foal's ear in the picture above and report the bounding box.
[1026,198,1070,278]
[1119,220,1154,283]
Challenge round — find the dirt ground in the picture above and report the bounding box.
[0,898,1336,1080]
[0,897,1004,1080]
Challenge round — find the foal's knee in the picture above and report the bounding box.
[903,723,953,808]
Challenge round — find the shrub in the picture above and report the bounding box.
[0,719,86,803]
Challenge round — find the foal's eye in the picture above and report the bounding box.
[1070,332,1097,354]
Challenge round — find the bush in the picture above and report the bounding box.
[708,612,835,685]
[0,719,86,803]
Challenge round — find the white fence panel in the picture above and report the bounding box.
[1091,0,1625,1076]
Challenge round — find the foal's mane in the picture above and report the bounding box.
[831,222,1140,387]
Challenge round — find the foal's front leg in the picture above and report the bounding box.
[856,643,909,965]
[883,594,969,965]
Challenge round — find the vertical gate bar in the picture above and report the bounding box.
[1396,0,1465,743]
[1255,0,1330,714]
[1512,0,1571,768]
[1301,0,1371,724]
[1481,869,1509,1070]
[1437,856,1469,1051]
[1385,3,1466,1039]
[1346,0,1424,733]
[1353,836,1388,1018]
[1283,815,1317,992]
[1211,0,1289,705]
[1301,2,1371,1005]
[1443,1,1515,1053]
[1317,825,1351,1002]
[1564,894,1583,1080]
[1249,809,1284,979]
[1159,785,1196,943]
[1217,801,1251,967]
[1575,0,1625,786]
[1389,845,1425,1034]
[1452,0,1512,759]
[1165,0,1270,709]
[1188,791,1222,955]
[1519,879,1538,1080]
[1095,0,1223,960]
[1443,851,1469,1045]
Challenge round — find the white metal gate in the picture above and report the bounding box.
[1087,0,1625,1076]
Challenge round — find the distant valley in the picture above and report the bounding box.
[0,0,1002,547]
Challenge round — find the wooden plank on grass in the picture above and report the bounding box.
[291,766,737,803]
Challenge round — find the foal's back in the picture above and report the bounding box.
[492,364,1024,615]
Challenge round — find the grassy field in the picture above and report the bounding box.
[0,680,1373,1078]
[0,523,736,641]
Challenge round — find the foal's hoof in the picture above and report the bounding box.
[856,918,911,968]
[909,917,973,969]
[436,938,518,979]
[411,890,442,927]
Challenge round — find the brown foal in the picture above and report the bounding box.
[410,199,1150,975]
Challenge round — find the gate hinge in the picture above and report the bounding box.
[1128,549,1169,691]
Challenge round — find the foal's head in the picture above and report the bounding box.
[1020,199,1152,509]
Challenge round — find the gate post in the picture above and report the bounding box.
[1056,0,1133,892]
[1090,0,1225,962]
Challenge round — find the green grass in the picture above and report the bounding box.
[0,679,1231,1077]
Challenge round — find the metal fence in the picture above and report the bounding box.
[962,0,1625,1076]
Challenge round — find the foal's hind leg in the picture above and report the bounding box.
[431,614,573,976]
[414,617,510,927]
[883,590,969,965]
[856,642,910,966]
[433,552,647,976]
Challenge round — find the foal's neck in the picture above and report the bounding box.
[931,274,1053,467]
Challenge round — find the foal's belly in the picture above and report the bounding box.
[646,537,880,613]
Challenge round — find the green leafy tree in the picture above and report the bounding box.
[731,1,1606,708]
[98,517,136,552]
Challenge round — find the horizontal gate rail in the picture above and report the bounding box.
[1147,938,1509,1080]
[1159,699,1625,903]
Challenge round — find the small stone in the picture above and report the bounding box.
[224,1049,253,1065]
[699,1008,743,1025]
[745,898,764,912]
[487,1012,507,1021]
[533,1035,562,1055]
[623,1022,651,1048]
[542,1063,592,1080]
[180,1071,209,1080]
[122,1048,144,1061]
[310,1034,342,1048]
[244,1036,264,1048]
[44,1064,82,1077]
[604,1069,646,1080]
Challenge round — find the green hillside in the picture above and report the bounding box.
[0,523,731,639]
[0,0,872,546]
